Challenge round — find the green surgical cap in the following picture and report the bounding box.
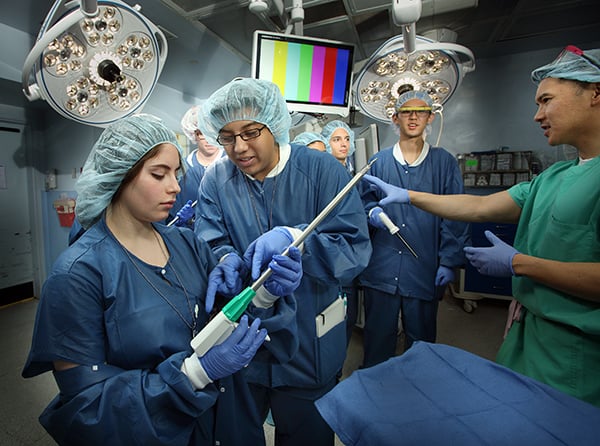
[292,131,327,147]
[198,78,292,147]
[321,120,355,156]
[531,46,600,83]
[75,114,182,229]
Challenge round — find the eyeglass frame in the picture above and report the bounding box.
[396,107,432,118]
[216,124,269,146]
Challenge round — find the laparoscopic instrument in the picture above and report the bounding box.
[190,159,376,356]
[372,208,418,258]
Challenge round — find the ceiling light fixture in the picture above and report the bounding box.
[22,0,168,127]
[353,0,475,122]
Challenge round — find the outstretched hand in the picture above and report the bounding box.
[464,231,519,277]
[362,174,410,206]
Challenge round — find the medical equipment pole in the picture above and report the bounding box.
[377,210,418,258]
[191,159,376,356]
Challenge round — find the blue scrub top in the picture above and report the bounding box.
[195,144,372,388]
[22,219,298,445]
[360,146,469,300]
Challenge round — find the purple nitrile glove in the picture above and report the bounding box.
[174,200,195,227]
[463,230,519,277]
[362,174,410,206]
[205,253,247,313]
[367,206,387,230]
[263,246,303,297]
[243,227,294,281]
[435,265,455,286]
[199,315,267,380]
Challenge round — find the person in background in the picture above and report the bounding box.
[195,78,371,446]
[321,120,355,175]
[362,45,600,407]
[22,114,304,445]
[168,104,224,228]
[291,131,327,151]
[359,84,469,368]
[319,120,363,349]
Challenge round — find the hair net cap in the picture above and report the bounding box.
[180,105,199,142]
[75,114,182,229]
[198,78,292,147]
[321,120,355,156]
[395,90,434,110]
[531,46,600,83]
[292,131,327,147]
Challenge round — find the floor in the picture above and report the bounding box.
[0,293,508,445]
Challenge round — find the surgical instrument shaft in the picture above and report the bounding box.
[377,210,418,258]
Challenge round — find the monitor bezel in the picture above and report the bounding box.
[251,30,355,117]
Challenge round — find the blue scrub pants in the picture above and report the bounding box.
[362,287,439,368]
[249,381,336,446]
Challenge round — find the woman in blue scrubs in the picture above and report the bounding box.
[22,114,302,445]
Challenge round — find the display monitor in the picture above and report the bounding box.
[252,30,354,117]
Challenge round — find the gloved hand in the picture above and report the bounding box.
[244,227,294,281]
[367,206,387,230]
[362,174,410,206]
[463,231,520,277]
[435,265,455,286]
[174,200,195,227]
[263,246,303,297]
[199,315,267,381]
[205,253,248,313]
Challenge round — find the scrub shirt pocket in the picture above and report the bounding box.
[314,317,346,382]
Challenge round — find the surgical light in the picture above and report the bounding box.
[22,0,168,127]
[354,0,475,123]
[354,35,475,122]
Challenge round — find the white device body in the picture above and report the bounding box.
[190,312,237,357]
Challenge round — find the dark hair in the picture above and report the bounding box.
[111,144,182,203]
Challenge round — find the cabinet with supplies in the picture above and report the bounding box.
[457,150,533,188]
[449,222,517,312]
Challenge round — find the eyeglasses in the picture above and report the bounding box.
[217,125,268,146]
[397,107,432,118]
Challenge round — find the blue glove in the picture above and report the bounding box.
[244,227,294,281]
[435,265,455,286]
[362,174,410,206]
[463,231,519,277]
[205,253,248,313]
[174,199,195,227]
[263,246,303,296]
[367,206,387,229]
[199,315,267,381]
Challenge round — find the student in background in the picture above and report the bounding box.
[292,131,327,151]
[168,105,224,227]
[360,85,469,368]
[321,120,355,175]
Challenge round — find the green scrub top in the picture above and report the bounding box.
[497,156,600,407]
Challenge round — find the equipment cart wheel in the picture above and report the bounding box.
[462,299,478,313]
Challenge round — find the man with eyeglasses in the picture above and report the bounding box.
[194,77,372,445]
[358,84,469,369]
[362,46,600,407]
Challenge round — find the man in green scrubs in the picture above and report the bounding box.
[361,45,600,406]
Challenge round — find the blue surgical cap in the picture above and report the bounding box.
[292,131,327,147]
[198,78,292,147]
[321,120,355,156]
[75,114,182,229]
[531,46,600,83]
[395,90,433,111]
